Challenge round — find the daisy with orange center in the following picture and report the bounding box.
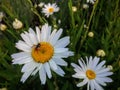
[42,3,59,17]
[71,56,113,90]
[32,42,54,63]
[11,24,74,84]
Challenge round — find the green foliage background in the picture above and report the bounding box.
[0,0,120,90]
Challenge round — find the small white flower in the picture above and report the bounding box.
[11,24,74,84]
[42,3,59,17]
[71,56,113,90]
[12,18,23,29]
[87,0,96,4]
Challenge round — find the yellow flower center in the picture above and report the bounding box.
[86,69,96,80]
[48,7,54,13]
[32,42,54,63]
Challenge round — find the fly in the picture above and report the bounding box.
[35,43,40,50]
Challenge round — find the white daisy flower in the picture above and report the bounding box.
[42,3,59,17]
[71,56,113,90]
[11,24,74,84]
[87,0,96,4]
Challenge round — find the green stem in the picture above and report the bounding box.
[79,0,99,50]
[6,29,19,40]
[31,8,47,24]
[113,0,119,22]
[68,0,75,28]
[27,0,47,24]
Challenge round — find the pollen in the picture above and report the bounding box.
[48,7,54,13]
[86,69,96,80]
[32,42,54,63]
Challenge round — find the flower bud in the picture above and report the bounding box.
[107,65,113,70]
[83,4,89,9]
[96,49,106,57]
[88,32,94,37]
[38,2,44,8]
[72,6,77,12]
[58,19,61,24]
[84,24,88,29]
[12,18,23,29]
[0,87,7,90]
[0,24,7,31]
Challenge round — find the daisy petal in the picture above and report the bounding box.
[11,52,30,59]
[50,29,63,45]
[95,78,107,86]
[53,66,65,76]
[77,78,88,87]
[55,36,70,48]
[97,68,110,74]
[53,58,68,66]
[31,64,42,76]
[41,24,49,41]
[97,77,113,83]
[44,62,52,79]
[97,72,113,77]
[36,27,41,42]
[95,61,106,70]
[54,51,74,58]
[49,60,57,70]
[78,60,86,72]
[93,80,104,90]
[54,48,68,53]
[92,56,100,68]
[20,70,33,83]
[20,33,33,46]
[39,65,46,84]
[15,41,31,52]
[72,72,86,79]
[71,63,82,71]
[90,80,95,90]
[48,29,57,42]
[29,33,38,45]
[21,61,38,72]
[12,57,32,65]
